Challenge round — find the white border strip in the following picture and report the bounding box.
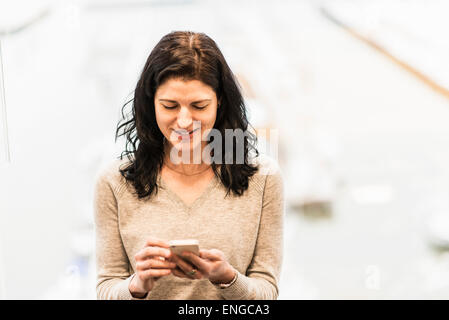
[0,39,11,163]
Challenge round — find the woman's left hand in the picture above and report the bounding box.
[170,249,236,284]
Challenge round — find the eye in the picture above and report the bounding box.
[162,104,177,110]
[193,104,208,110]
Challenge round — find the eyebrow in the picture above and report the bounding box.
[159,99,211,104]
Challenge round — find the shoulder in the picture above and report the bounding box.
[93,156,131,195]
[253,154,282,177]
[250,154,284,195]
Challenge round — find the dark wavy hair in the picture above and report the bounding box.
[115,31,259,200]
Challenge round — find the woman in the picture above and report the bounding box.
[94,31,284,300]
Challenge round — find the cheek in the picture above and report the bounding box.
[155,109,173,131]
[200,109,217,129]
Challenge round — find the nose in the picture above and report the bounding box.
[177,107,192,129]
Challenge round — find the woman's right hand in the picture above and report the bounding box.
[129,238,176,298]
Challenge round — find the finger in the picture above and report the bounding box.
[171,254,195,274]
[170,254,192,270]
[199,249,222,261]
[136,247,171,261]
[149,258,176,269]
[172,267,189,279]
[192,269,204,280]
[147,246,172,259]
[182,251,210,271]
[173,266,204,280]
[173,255,205,280]
[145,238,170,248]
[136,259,176,271]
[142,268,172,278]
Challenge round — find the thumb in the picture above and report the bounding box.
[199,249,221,261]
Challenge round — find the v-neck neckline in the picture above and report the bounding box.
[158,171,220,212]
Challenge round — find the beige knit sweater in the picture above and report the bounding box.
[93,155,284,300]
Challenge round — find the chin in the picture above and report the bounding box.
[170,140,202,153]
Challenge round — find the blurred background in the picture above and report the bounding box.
[1,0,449,299]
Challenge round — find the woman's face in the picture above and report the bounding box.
[154,78,218,157]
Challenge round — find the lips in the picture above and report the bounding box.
[175,128,199,136]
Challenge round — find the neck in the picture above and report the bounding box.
[163,143,211,176]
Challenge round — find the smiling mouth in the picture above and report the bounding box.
[175,128,199,136]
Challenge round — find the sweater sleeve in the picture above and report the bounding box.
[93,166,145,300]
[219,162,285,300]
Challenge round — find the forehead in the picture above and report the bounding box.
[155,78,215,102]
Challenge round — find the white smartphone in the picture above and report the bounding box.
[169,239,200,256]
